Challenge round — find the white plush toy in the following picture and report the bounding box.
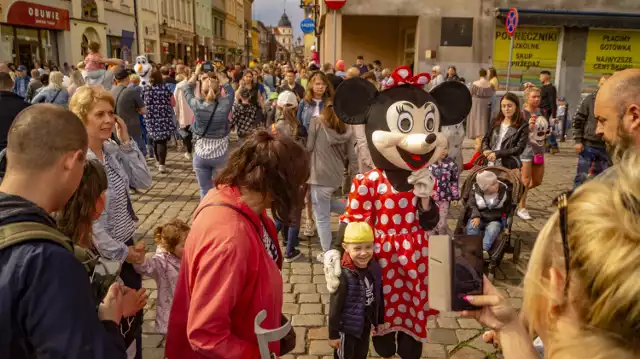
[323,249,342,293]
[134,55,152,86]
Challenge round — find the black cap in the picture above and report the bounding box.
[114,66,132,80]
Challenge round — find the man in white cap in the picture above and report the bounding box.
[466,170,511,258]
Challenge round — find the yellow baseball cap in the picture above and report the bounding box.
[343,222,374,244]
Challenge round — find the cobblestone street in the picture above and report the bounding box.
[135,139,578,359]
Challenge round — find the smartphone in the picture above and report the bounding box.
[451,234,484,311]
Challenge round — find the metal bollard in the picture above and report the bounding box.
[254,310,292,359]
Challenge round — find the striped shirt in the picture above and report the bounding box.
[194,136,228,159]
[103,153,137,243]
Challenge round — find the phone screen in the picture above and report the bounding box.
[451,234,484,311]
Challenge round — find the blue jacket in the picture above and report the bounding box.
[0,192,126,359]
[297,98,325,133]
[184,82,235,139]
[328,258,384,339]
[31,87,70,107]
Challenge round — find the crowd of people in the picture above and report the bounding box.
[0,50,638,359]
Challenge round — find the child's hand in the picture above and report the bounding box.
[471,218,481,228]
[134,241,145,252]
[328,339,341,349]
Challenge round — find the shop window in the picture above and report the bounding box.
[440,17,473,47]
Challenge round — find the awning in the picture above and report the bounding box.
[496,8,640,29]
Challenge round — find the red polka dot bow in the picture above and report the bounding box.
[383,66,432,90]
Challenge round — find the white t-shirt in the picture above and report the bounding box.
[488,123,510,166]
[312,99,322,117]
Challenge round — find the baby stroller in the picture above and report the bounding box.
[454,162,525,278]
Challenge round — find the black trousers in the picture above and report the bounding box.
[119,244,143,359]
[373,331,422,359]
[182,125,193,154]
[334,328,371,359]
[153,139,168,165]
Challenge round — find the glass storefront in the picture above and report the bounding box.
[1,25,60,68]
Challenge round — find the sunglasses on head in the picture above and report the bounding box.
[552,190,573,296]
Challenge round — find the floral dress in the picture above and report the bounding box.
[340,169,439,342]
[142,84,176,141]
[429,157,460,235]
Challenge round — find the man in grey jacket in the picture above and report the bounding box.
[573,74,610,188]
[593,69,640,181]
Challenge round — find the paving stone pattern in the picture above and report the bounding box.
[136,139,578,358]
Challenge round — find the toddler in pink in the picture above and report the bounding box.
[134,218,189,334]
[84,42,105,71]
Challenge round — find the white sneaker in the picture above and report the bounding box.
[517,208,532,220]
[184,152,192,160]
[316,252,325,263]
[158,165,167,174]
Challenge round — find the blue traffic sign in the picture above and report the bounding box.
[505,8,519,36]
[301,18,315,34]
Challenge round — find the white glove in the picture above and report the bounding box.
[407,167,435,199]
[323,249,342,293]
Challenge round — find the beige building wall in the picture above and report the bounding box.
[137,0,161,62]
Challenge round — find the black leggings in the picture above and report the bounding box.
[119,259,143,359]
[153,139,168,165]
[183,126,193,154]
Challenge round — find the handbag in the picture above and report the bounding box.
[177,126,191,140]
[533,153,545,165]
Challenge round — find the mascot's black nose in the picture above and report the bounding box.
[426,133,437,144]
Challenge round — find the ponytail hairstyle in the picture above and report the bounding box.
[55,160,108,249]
[281,105,299,137]
[154,218,190,255]
[524,150,640,359]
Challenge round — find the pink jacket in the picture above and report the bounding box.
[133,247,180,334]
[165,186,283,359]
[174,80,195,128]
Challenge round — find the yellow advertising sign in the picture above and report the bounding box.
[584,29,640,73]
[493,26,560,70]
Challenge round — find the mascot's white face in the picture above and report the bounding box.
[530,116,549,146]
[135,56,152,85]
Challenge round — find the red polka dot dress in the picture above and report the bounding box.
[340,169,439,342]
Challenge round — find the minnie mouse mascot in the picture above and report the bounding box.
[323,66,471,358]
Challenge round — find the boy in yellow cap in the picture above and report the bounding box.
[327,222,385,359]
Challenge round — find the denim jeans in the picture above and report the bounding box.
[193,152,228,199]
[466,219,503,252]
[309,184,346,252]
[275,220,300,257]
[573,146,610,189]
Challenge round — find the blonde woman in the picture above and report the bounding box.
[517,86,546,220]
[462,150,640,359]
[31,71,70,107]
[69,85,152,357]
[67,70,85,97]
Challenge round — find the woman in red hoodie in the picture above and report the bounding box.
[165,131,310,359]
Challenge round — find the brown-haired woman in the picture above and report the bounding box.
[307,104,356,262]
[166,130,308,358]
[297,71,335,131]
[142,69,176,173]
[481,92,529,169]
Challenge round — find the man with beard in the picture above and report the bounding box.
[594,69,640,179]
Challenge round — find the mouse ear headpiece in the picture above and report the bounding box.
[382,66,431,90]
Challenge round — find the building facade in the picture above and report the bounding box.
[319,0,640,111]
[223,0,238,63]
[137,0,161,62]
[211,0,226,61]
[158,0,195,64]
[243,0,252,65]
[195,0,212,60]
[251,20,259,62]
[256,20,269,62]
[105,0,137,64]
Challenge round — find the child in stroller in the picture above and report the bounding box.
[465,170,512,260]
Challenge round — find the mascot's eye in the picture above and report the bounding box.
[397,112,414,133]
[425,111,436,132]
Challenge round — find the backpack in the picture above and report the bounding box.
[0,221,120,303]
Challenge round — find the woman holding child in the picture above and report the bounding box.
[69,85,153,358]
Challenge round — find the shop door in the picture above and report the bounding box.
[17,43,37,69]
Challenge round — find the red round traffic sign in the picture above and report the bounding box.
[505,8,519,36]
[325,0,346,11]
